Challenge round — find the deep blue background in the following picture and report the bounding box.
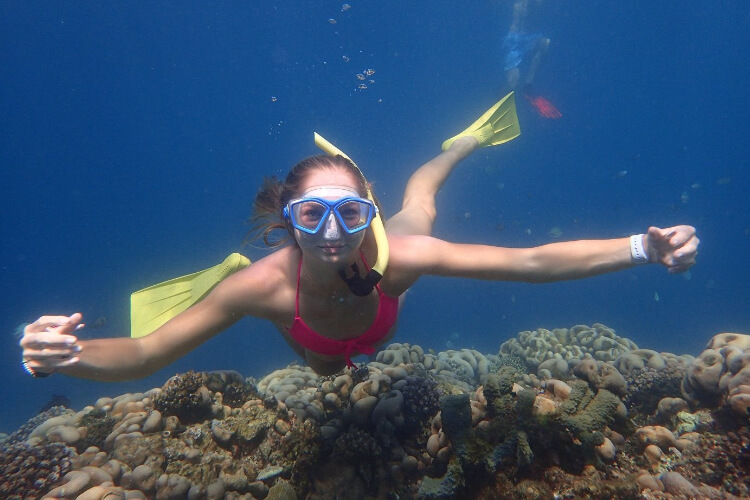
[2,2,748,432]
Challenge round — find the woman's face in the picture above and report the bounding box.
[293,168,366,264]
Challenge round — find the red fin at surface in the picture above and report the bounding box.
[525,94,562,119]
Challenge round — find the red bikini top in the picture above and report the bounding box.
[286,255,399,368]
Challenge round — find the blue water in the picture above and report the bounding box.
[1,2,748,433]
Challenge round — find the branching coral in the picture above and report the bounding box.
[281,419,321,493]
[0,442,74,498]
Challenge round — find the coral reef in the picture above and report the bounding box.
[499,323,638,376]
[682,332,750,417]
[400,375,440,432]
[494,353,529,374]
[5,327,749,499]
[1,406,70,447]
[573,358,628,396]
[153,370,215,424]
[623,355,688,416]
[0,442,74,498]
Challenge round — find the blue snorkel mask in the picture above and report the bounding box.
[284,193,376,235]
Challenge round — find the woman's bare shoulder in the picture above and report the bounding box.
[212,246,299,317]
[387,234,441,268]
[380,234,438,295]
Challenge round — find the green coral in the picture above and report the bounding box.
[418,456,465,499]
[439,394,472,444]
[442,368,535,476]
[516,430,533,467]
[483,368,514,401]
[550,381,624,469]
[481,367,522,441]
[466,378,627,475]
[559,382,621,437]
[673,410,709,435]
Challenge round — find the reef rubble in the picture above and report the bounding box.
[1,325,748,499]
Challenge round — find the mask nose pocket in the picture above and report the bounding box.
[323,213,340,239]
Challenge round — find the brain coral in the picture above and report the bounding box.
[499,323,638,374]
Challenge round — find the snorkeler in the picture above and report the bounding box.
[501,0,562,118]
[20,93,698,379]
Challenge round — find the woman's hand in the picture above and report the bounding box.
[646,225,699,273]
[20,313,84,375]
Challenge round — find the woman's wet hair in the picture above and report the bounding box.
[247,155,374,247]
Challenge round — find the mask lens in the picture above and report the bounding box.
[291,200,329,232]
[336,200,372,232]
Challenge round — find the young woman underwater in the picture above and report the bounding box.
[20,94,699,380]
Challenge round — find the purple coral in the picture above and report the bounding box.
[401,375,441,426]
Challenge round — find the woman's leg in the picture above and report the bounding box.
[385,137,479,236]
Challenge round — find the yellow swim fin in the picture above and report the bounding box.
[130,253,251,338]
[441,91,521,151]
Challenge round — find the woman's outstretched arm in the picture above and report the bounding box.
[20,262,280,382]
[392,225,698,284]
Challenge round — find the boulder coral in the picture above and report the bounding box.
[436,349,492,385]
[374,342,424,366]
[614,349,677,375]
[572,359,628,396]
[635,425,678,451]
[682,332,750,417]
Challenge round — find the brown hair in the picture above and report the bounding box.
[246,154,375,247]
